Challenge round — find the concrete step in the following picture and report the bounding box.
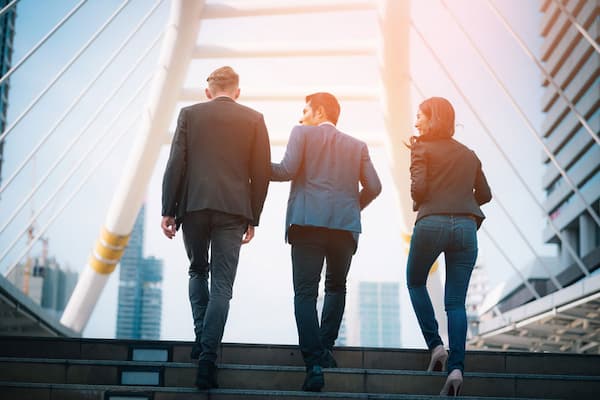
[0,381,548,400]
[0,358,598,399]
[2,336,600,376]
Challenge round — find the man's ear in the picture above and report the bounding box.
[233,87,240,100]
[205,88,213,99]
[316,106,327,122]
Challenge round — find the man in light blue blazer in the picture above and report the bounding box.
[271,92,382,392]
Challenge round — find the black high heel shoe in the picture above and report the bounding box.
[440,369,462,396]
[427,344,448,372]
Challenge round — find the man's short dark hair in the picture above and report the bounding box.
[206,66,239,92]
[306,92,341,125]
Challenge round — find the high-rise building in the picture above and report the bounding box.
[465,262,489,339]
[6,256,78,319]
[540,1,599,279]
[357,282,401,348]
[0,0,16,187]
[116,205,163,339]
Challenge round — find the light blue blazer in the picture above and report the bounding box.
[271,124,382,244]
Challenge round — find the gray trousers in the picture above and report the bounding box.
[182,210,247,362]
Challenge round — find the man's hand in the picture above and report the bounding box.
[161,216,177,239]
[242,225,255,244]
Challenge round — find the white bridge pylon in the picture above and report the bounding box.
[61,0,442,334]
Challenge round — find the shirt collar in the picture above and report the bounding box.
[318,121,336,128]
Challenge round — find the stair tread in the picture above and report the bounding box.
[1,356,599,380]
[0,381,550,400]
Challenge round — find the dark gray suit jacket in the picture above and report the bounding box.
[410,136,491,228]
[271,123,382,242]
[162,97,271,227]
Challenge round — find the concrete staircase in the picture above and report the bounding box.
[1,336,599,399]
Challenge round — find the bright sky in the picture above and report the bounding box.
[0,0,554,348]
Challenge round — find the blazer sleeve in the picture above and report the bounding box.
[249,114,271,226]
[162,108,188,217]
[410,141,427,210]
[271,125,305,181]
[473,155,492,205]
[359,144,382,210]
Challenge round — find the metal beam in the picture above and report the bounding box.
[193,42,375,58]
[202,0,376,19]
[180,87,378,102]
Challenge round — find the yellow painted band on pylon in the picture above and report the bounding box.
[100,227,130,247]
[88,255,118,274]
[430,260,439,274]
[401,232,411,246]
[94,240,126,260]
[87,227,131,275]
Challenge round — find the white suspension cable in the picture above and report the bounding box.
[551,0,600,55]
[490,190,563,290]
[0,0,88,88]
[439,0,600,232]
[482,227,542,299]
[0,0,131,145]
[0,74,153,268]
[0,0,163,196]
[410,20,590,278]
[411,78,563,291]
[0,0,18,19]
[0,27,163,237]
[3,111,140,278]
[483,0,599,147]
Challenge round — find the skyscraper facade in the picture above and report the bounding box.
[116,205,163,339]
[540,1,599,278]
[6,256,78,319]
[0,0,16,187]
[358,282,401,348]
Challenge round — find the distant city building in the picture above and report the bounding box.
[0,0,16,188]
[335,316,347,347]
[476,2,599,320]
[116,205,163,340]
[356,281,401,348]
[6,256,78,319]
[465,262,489,339]
[540,1,599,277]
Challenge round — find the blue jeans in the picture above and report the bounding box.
[406,215,477,373]
[182,210,247,363]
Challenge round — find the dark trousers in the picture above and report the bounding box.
[182,210,247,363]
[288,225,356,367]
[406,215,478,373]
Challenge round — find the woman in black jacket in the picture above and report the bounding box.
[406,97,491,396]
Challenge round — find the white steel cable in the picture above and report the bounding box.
[0,0,165,195]
[0,73,152,268]
[411,20,590,277]
[0,0,88,87]
[3,110,141,278]
[482,227,542,299]
[482,0,599,147]
[552,0,600,55]
[411,79,563,292]
[0,28,163,237]
[0,0,131,146]
[439,0,600,231]
[0,0,18,19]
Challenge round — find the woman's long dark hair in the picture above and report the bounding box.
[418,97,455,139]
[405,97,455,149]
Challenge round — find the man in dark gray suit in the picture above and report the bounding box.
[161,66,271,389]
[271,92,382,391]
